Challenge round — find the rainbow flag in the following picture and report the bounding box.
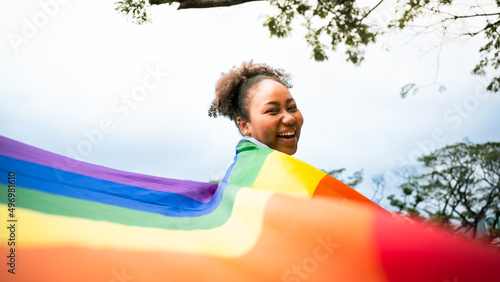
[0,135,498,281]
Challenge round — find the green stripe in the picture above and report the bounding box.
[0,184,241,230]
[228,141,273,187]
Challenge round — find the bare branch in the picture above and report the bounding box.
[359,0,384,23]
[450,12,500,20]
[463,19,500,37]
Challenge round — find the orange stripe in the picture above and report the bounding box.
[239,193,387,281]
[313,174,383,210]
[1,246,244,282]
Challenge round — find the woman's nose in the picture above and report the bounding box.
[282,112,296,125]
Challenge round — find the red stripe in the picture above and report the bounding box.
[373,213,500,281]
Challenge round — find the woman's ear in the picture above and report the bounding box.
[237,117,250,136]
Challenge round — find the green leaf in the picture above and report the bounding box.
[400,83,417,98]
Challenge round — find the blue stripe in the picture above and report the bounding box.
[0,155,224,217]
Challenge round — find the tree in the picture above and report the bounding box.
[387,140,500,246]
[115,0,500,94]
[323,167,364,188]
[371,172,386,204]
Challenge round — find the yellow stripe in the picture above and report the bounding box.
[0,187,272,258]
[252,151,326,197]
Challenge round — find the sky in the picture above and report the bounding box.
[1,0,499,209]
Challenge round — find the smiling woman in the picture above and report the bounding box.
[207,61,379,201]
[208,60,304,155]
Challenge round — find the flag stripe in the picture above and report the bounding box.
[0,185,237,230]
[314,173,382,208]
[0,135,218,202]
[252,150,326,197]
[373,211,500,281]
[0,155,227,216]
[227,141,272,187]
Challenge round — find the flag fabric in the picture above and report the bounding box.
[0,135,499,282]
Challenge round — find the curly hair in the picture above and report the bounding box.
[208,60,292,126]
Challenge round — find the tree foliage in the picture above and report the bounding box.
[115,0,153,24]
[388,140,500,246]
[115,0,500,95]
[323,167,364,188]
[263,0,379,64]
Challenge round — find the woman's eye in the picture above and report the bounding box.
[265,108,279,114]
[288,105,298,111]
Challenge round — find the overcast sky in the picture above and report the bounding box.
[2,0,499,208]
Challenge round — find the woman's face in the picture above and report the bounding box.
[238,79,304,155]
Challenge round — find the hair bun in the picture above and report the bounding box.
[208,60,292,123]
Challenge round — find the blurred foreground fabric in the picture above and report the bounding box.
[0,135,499,281]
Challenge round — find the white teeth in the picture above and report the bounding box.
[278,131,295,137]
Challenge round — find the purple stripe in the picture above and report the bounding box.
[0,135,218,203]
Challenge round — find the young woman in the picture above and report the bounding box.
[208,60,380,204]
[208,60,304,156]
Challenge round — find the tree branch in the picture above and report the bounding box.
[149,0,174,4]
[359,0,384,23]
[451,12,500,20]
[452,203,472,227]
[463,19,500,37]
[149,0,264,9]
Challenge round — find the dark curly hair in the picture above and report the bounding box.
[208,60,292,128]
